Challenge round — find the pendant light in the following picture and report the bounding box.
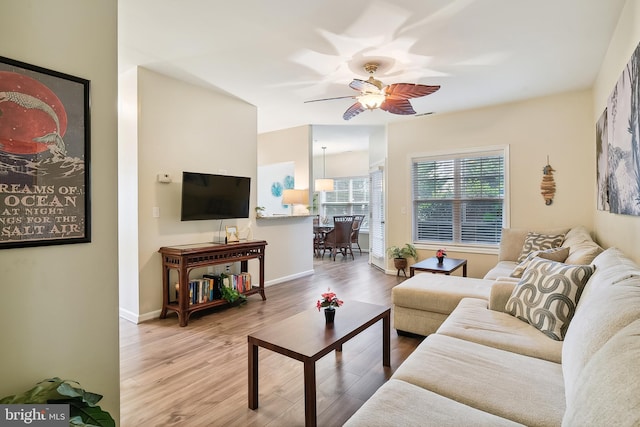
[314,146,334,192]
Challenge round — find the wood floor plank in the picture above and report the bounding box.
[120,254,423,426]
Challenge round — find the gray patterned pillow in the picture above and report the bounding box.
[510,246,570,278]
[506,258,595,340]
[517,231,565,262]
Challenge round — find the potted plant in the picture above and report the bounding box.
[316,288,343,324]
[0,377,115,427]
[220,274,247,306]
[387,243,419,272]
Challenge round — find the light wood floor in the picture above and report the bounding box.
[120,254,423,426]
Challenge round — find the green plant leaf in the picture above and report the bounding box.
[57,382,103,406]
[70,404,115,427]
[0,378,65,404]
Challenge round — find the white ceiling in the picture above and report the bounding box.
[119,0,625,153]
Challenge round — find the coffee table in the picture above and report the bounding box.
[410,257,468,277]
[248,300,391,427]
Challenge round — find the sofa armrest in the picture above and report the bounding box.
[488,277,519,312]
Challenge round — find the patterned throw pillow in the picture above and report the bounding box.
[505,258,595,340]
[510,246,570,278]
[517,231,566,262]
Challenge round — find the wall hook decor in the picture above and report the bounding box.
[540,156,556,205]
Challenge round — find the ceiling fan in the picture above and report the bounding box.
[305,63,440,120]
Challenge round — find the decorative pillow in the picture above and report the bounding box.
[505,258,595,340]
[510,246,570,278]
[517,231,565,262]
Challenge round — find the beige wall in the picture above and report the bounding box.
[0,0,120,422]
[322,150,370,178]
[593,0,640,263]
[387,90,594,278]
[128,68,259,319]
[258,125,312,192]
[256,126,314,281]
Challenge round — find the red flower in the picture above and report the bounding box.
[316,288,343,310]
[436,249,447,258]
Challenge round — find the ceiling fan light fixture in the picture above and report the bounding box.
[357,93,386,110]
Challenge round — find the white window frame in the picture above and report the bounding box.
[410,145,510,255]
[320,176,369,231]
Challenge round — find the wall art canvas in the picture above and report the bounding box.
[0,56,90,248]
[257,161,295,216]
[605,42,640,216]
[596,108,609,211]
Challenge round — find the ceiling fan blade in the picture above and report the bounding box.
[349,79,381,92]
[343,102,366,120]
[304,95,355,103]
[385,83,440,100]
[380,98,416,115]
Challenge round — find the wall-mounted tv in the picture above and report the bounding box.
[180,171,251,221]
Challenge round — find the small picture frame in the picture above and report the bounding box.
[225,226,239,243]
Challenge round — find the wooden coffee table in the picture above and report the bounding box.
[410,257,468,277]
[248,300,391,427]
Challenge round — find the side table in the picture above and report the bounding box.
[410,257,467,277]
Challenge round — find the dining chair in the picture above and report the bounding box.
[323,215,354,261]
[350,214,365,254]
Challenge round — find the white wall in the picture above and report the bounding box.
[593,0,640,263]
[257,126,314,281]
[128,68,258,319]
[118,68,140,321]
[387,90,595,278]
[0,0,119,422]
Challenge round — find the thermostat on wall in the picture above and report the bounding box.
[157,173,172,183]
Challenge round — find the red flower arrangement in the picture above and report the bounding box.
[436,248,447,258]
[316,288,344,311]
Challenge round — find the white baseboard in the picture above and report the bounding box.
[265,269,314,286]
[119,307,162,324]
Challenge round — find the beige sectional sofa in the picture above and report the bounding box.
[345,226,640,426]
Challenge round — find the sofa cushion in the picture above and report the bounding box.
[392,334,565,427]
[562,249,640,401]
[510,246,570,278]
[505,258,595,340]
[488,277,520,312]
[561,225,603,265]
[437,298,563,362]
[563,318,640,427]
[580,246,640,303]
[392,274,492,315]
[343,379,524,427]
[484,261,518,280]
[497,227,569,262]
[517,231,565,262]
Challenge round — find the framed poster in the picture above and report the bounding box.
[0,56,90,249]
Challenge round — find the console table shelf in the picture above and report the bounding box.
[159,240,267,326]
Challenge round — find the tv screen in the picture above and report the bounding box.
[180,172,251,221]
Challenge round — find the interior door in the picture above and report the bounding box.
[369,166,385,270]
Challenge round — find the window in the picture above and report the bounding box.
[321,177,369,230]
[412,149,505,246]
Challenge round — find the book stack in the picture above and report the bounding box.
[174,272,252,305]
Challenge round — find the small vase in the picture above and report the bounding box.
[324,307,336,324]
[437,256,444,264]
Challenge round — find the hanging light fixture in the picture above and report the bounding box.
[357,92,386,110]
[314,146,334,192]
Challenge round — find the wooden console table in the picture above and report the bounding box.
[159,240,267,326]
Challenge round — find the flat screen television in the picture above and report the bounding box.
[180,171,251,221]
